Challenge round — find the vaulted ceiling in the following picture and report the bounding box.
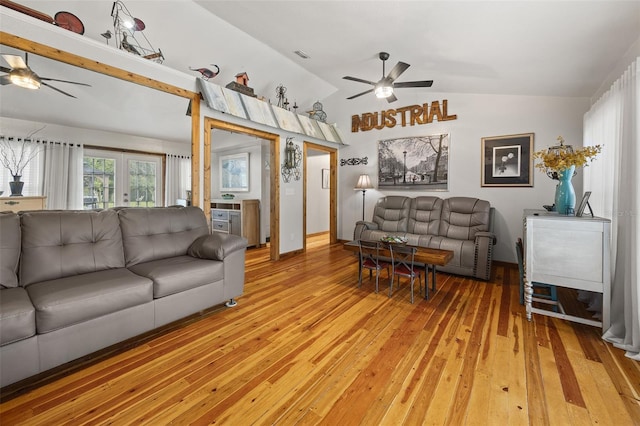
[1,1,639,143]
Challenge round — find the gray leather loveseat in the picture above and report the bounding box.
[0,206,247,387]
[354,196,496,280]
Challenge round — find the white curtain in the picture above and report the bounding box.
[39,140,84,210]
[583,57,639,360]
[165,154,191,206]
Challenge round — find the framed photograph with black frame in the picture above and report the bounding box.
[481,133,534,187]
[576,191,593,217]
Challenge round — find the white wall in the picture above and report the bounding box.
[0,117,191,156]
[324,91,590,263]
[306,154,330,235]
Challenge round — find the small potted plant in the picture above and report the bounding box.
[0,136,41,196]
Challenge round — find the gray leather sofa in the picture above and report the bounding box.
[354,196,496,280]
[0,206,247,387]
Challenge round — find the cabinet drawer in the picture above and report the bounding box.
[211,220,229,232]
[0,196,46,212]
[211,209,229,220]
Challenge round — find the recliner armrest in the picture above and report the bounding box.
[354,220,379,240]
[475,231,497,245]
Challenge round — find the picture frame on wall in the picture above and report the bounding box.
[377,133,450,191]
[481,133,534,187]
[322,168,330,189]
[220,152,249,192]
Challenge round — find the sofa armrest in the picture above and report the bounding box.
[188,233,248,261]
[473,232,496,280]
[353,220,378,240]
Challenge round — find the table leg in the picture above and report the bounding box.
[424,264,430,300]
[431,265,437,292]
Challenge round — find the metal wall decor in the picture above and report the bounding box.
[340,157,368,166]
[308,101,327,122]
[281,137,302,182]
[111,0,164,62]
[275,84,298,112]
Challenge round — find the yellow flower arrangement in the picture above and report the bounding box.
[533,136,602,179]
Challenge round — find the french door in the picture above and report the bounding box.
[83,149,162,209]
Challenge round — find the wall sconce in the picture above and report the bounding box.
[354,174,374,221]
[281,137,301,183]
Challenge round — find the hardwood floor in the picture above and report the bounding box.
[1,234,639,425]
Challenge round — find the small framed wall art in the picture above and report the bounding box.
[220,152,249,192]
[481,133,534,187]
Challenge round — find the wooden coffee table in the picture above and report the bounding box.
[343,241,454,299]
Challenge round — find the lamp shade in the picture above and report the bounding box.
[354,174,374,190]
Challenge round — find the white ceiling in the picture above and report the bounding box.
[1,1,639,144]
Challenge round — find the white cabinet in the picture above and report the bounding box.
[523,210,611,330]
[211,199,260,247]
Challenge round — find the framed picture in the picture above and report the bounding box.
[240,94,278,128]
[576,191,593,217]
[271,106,304,134]
[220,153,249,192]
[322,168,330,189]
[197,78,230,114]
[221,87,248,119]
[481,133,534,187]
[377,133,450,191]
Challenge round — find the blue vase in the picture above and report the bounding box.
[555,165,576,215]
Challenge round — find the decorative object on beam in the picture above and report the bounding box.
[351,99,457,132]
[111,0,164,63]
[307,101,327,122]
[226,72,255,97]
[281,137,301,183]
[54,11,84,34]
[275,84,297,112]
[340,157,368,166]
[189,65,219,80]
[101,30,113,45]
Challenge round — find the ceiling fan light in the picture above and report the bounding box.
[9,69,41,90]
[374,84,393,99]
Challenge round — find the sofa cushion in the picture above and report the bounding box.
[20,210,125,287]
[372,196,411,233]
[26,268,153,334]
[438,197,491,240]
[0,287,36,345]
[128,255,224,298]
[119,207,209,267]
[0,212,20,288]
[408,196,442,236]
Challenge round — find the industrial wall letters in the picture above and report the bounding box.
[351,99,457,133]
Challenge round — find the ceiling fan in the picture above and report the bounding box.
[0,53,90,98]
[343,52,433,103]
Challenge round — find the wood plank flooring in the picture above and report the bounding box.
[1,234,639,425]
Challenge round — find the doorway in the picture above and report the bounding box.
[84,148,162,209]
[304,142,338,251]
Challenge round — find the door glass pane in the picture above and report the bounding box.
[128,159,157,207]
[83,156,115,209]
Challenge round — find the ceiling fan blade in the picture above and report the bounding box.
[2,54,27,70]
[343,76,375,85]
[1,65,11,74]
[346,88,374,100]
[41,81,77,98]
[386,61,409,82]
[40,77,91,87]
[0,75,12,85]
[393,80,434,88]
[386,93,398,103]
